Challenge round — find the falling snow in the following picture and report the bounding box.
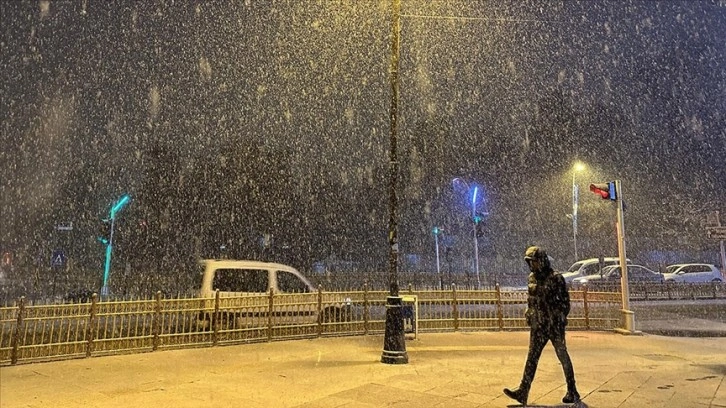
[0,1,724,299]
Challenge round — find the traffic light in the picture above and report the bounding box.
[97,219,111,245]
[473,214,485,237]
[432,226,442,235]
[589,182,617,201]
[476,222,485,238]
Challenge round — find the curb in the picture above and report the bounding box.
[640,328,726,337]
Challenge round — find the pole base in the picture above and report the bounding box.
[614,327,643,336]
[614,309,642,335]
[381,349,409,364]
[381,296,408,364]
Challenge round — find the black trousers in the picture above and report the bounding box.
[520,326,577,391]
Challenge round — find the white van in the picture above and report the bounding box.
[196,260,350,330]
[561,257,629,283]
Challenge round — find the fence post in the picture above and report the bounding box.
[495,284,504,330]
[317,285,323,337]
[212,290,220,346]
[85,293,98,358]
[452,284,459,331]
[152,291,162,351]
[10,296,25,365]
[666,282,672,300]
[363,283,369,335]
[267,288,274,342]
[582,287,590,330]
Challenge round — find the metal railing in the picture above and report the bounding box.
[572,281,726,301]
[0,284,624,366]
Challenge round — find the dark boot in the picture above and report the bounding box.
[562,389,580,404]
[503,387,528,405]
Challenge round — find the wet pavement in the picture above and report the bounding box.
[2,327,725,408]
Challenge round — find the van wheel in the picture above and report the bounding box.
[321,306,353,323]
[196,312,237,330]
[320,307,342,323]
[218,311,237,329]
[195,312,212,331]
[712,278,723,282]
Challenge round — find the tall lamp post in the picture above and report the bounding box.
[452,178,483,288]
[433,227,443,290]
[100,194,131,297]
[471,185,481,289]
[571,161,586,261]
[381,0,408,365]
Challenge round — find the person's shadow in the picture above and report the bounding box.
[507,402,588,408]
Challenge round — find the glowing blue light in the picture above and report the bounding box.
[110,194,131,219]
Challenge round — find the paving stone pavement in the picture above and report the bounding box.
[1,330,725,408]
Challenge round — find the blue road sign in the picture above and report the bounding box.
[51,249,66,268]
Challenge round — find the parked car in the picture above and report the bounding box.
[195,259,351,330]
[561,257,630,283]
[572,264,663,287]
[661,263,723,283]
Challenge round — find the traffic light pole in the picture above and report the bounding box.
[100,194,131,299]
[472,208,480,289]
[101,217,115,297]
[434,228,443,290]
[614,180,638,335]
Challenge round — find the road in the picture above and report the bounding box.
[632,299,726,337]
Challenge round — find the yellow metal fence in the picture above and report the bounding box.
[0,285,621,366]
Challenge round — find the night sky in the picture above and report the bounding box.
[1,1,725,285]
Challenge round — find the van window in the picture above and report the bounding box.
[567,261,585,273]
[213,268,268,293]
[581,263,601,276]
[278,271,310,293]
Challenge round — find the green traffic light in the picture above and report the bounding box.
[110,194,131,219]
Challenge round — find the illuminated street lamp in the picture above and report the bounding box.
[571,161,586,260]
[452,177,484,288]
[100,194,131,297]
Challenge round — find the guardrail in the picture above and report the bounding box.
[572,282,726,301]
[0,285,623,366]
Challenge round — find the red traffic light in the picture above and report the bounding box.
[589,182,617,200]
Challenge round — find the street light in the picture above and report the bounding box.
[452,177,483,288]
[100,194,131,297]
[433,227,443,290]
[571,161,586,261]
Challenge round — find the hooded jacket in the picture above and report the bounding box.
[525,265,571,333]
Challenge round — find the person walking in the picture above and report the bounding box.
[504,246,580,405]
